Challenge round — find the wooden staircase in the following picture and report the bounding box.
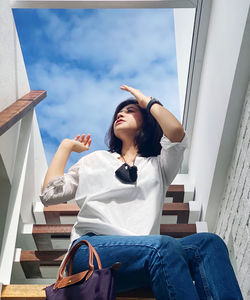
[0,90,208,299]
[1,183,208,299]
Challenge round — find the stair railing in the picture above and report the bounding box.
[0,90,46,285]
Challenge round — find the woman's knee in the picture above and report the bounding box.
[146,235,189,277]
[150,235,184,255]
[196,232,228,253]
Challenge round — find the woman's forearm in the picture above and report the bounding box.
[149,103,185,143]
[41,139,73,194]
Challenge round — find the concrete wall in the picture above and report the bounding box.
[188,0,250,231]
[174,8,195,120]
[0,0,30,182]
[215,81,250,299]
[0,0,47,256]
[21,112,48,223]
[0,0,29,252]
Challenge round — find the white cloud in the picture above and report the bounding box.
[36,9,176,72]
[25,9,181,167]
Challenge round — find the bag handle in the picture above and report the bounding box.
[68,240,102,275]
[57,240,102,282]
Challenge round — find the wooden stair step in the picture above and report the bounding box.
[34,201,201,225]
[19,250,65,279]
[22,223,204,251]
[42,202,191,223]
[161,223,196,236]
[32,224,72,250]
[162,202,189,223]
[44,203,79,224]
[1,284,155,299]
[166,184,184,202]
[1,284,48,300]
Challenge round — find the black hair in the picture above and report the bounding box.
[104,97,163,157]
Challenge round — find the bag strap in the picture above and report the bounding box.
[68,240,102,275]
[57,240,102,281]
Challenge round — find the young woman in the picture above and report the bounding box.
[40,85,243,300]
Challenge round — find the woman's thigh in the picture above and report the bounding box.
[69,233,180,293]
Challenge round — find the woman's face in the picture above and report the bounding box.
[113,104,143,138]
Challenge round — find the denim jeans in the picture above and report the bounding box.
[69,232,243,300]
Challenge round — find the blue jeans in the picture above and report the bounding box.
[69,232,243,300]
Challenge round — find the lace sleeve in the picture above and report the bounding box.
[39,160,81,207]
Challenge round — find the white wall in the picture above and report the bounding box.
[215,81,250,299]
[188,0,250,231]
[174,8,195,120]
[0,0,47,215]
[0,0,30,182]
[21,112,48,223]
[0,0,30,252]
[0,0,47,281]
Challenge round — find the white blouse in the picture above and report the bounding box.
[40,132,188,245]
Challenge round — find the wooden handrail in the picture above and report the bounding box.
[0,90,46,136]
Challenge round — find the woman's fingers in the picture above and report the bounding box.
[79,133,91,144]
[120,84,139,97]
[79,134,86,143]
[74,133,91,147]
[120,84,130,91]
[83,134,90,144]
[120,84,135,91]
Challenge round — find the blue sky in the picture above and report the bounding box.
[12,9,180,171]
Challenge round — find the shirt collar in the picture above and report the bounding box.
[110,151,142,158]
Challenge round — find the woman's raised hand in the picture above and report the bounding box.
[62,134,92,153]
[72,134,92,153]
[120,84,152,109]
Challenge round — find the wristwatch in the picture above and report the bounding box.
[146,98,163,114]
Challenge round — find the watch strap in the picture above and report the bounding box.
[146,98,163,114]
